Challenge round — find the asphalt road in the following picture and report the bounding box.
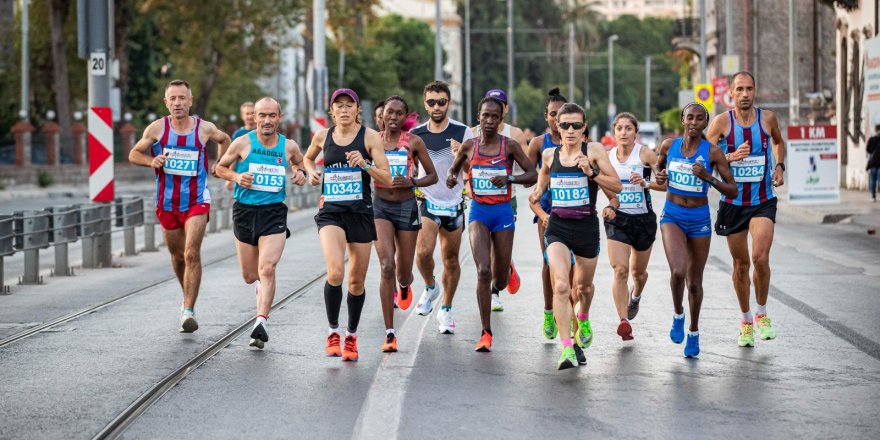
[0,189,878,439]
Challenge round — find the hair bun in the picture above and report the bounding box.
[548,88,560,97]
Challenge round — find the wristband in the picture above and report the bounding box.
[589,168,600,179]
[710,177,719,187]
[410,177,417,187]
[775,162,785,171]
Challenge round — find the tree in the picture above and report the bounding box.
[138,0,308,117]
[48,0,73,153]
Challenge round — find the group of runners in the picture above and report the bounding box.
[129,71,786,371]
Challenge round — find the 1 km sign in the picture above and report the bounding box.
[787,125,839,204]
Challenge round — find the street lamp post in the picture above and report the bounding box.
[608,34,619,121]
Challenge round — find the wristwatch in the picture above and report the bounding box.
[775,162,785,171]
[508,174,516,183]
[589,168,600,179]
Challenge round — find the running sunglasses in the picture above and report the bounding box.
[558,122,585,130]
[425,98,448,107]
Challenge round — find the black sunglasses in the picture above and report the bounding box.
[425,98,448,107]
[558,122,585,130]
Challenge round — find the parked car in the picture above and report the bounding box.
[638,122,661,151]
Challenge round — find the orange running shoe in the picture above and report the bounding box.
[381,333,398,352]
[617,319,634,341]
[475,330,493,352]
[397,285,414,310]
[507,261,521,294]
[342,335,359,361]
[326,332,341,357]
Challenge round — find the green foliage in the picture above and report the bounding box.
[659,107,683,134]
[37,170,53,188]
[327,14,437,120]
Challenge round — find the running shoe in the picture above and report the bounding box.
[437,308,456,334]
[574,318,593,349]
[573,343,587,365]
[179,312,199,333]
[738,321,755,347]
[617,319,634,341]
[249,323,268,349]
[542,311,558,340]
[381,333,398,353]
[491,293,504,312]
[627,290,641,320]
[755,314,776,340]
[684,333,700,358]
[507,261,521,294]
[475,330,493,352]
[397,285,414,310]
[557,346,578,370]
[415,285,441,316]
[342,335,359,361]
[393,290,399,309]
[670,315,685,344]
[326,332,342,357]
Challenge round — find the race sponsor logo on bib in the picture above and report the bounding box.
[386,149,409,178]
[471,165,507,196]
[618,181,645,209]
[550,172,589,207]
[668,159,704,193]
[163,147,200,176]
[730,155,765,183]
[323,167,363,202]
[425,199,458,217]
[248,163,285,192]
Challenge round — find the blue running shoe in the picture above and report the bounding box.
[670,315,685,344]
[684,333,700,358]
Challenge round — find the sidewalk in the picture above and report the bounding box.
[776,187,880,231]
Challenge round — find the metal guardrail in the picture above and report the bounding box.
[0,180,322,294]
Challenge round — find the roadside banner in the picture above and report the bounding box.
[786,125,839,204]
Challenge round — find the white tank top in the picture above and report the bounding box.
[609,144,650,215]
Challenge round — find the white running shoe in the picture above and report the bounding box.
[179,312,199,333]
[437,308,456,334]
[491,293,504,312]
[415,285,441,316]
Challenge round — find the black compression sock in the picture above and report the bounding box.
[324,282,343,328]
[347,291,366,334]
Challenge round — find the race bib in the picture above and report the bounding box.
[618,182,645,210]
[163,148,199,176]
[730,155,765,183]
[668,160,704,193]
[550,172,589,207]
[248,163,285,192]
[425,199,457,217]
[385,150,409,178]
[323,167,363,202]
[471,165,508,196]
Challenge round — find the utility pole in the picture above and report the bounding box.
[313,0,327,114]
[464,0,472,123]
[507,0,515,124]
[20,0,28,119]
[568,22,575,100]
[645,56,652,121]
[700,0,707,82]
[789,0,799,124]
[435,0,442,80]
[608,34,619,122]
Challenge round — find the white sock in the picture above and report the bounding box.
[346,331,357,338]
[329,327,340,335]
[688,331,699,337]
[256,316,268,329]
[756,304,767,316]
[386,328,395,335]
[631,292,641,302]
[674,313,685,319]
[742,311,754,323]
[544,309,553,314]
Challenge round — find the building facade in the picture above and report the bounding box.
[593,0,684,20]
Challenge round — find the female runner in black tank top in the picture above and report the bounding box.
[529,103,621,370]
[304,89,392,362]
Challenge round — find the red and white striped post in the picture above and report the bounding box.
[88,107,113,202]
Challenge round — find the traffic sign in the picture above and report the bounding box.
[694,83,714,113]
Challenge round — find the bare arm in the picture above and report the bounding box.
[362,129,392,187]
[652,138,673,190]
[447,139,474,188]
[528,149,554,225]
[129,120,165,168]
[524,136,544,189]
[286,139,306,186]
[705,113,729,146]
[588,142,622,194]
[702,145,738,198]
[508,139,537,185]
[410,135,439,188]
[639,146,664,191]
[201,121,232,177]
[303,129,328,186]
[214,137,250,187]
[764,110,786,187]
